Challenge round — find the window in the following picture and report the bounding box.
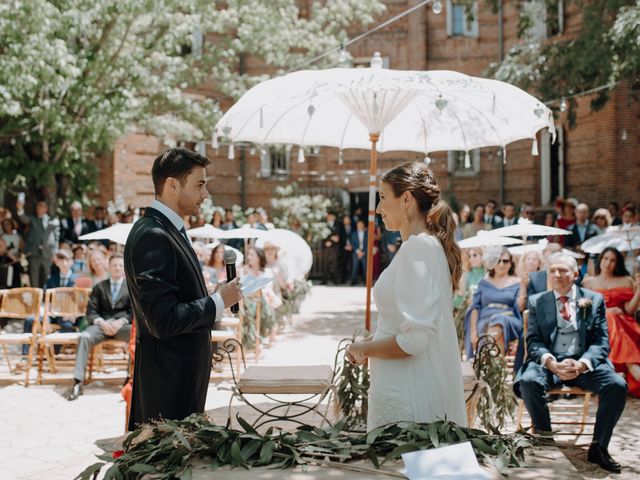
[447,149,480,176]
[446,1,479,38]
[522,0,564,41]
[260,145,291,179]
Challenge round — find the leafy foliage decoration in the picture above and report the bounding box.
[75,413,535,480]
[473,335,517,432]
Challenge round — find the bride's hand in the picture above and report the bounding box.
[346,343,367,365]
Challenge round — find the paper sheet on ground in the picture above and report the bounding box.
[401,442,490,479]
[240,274,273,295]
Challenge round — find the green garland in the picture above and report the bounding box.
[76,414,535,480]
[474,337,517,432]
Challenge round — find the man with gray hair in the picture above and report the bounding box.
[60,201,95,245]
[564,203,598,251]
[514,252,627,473]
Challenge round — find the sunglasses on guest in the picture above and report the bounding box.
[497,258,511,264]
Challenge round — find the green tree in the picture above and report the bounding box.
[0,0,384,212]
[486,0,638,125]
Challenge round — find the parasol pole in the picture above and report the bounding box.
[365,132,380,331]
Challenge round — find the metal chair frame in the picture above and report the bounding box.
[213,338,339,429]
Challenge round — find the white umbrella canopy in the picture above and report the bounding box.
[508,240,585,259]
[255,229,313,281]
[79,223,133,245]
[216,63,555,329]
[187,224,269,240]
[580,226,640,254]
[215,68,555,154]
[458,231,523,249]
[490,220,571,239]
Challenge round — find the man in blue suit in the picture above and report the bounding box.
[350,219,367,285]
[515,253,627,473]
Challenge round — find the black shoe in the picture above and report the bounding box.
[587,444,621,473]
[66,382,83,401]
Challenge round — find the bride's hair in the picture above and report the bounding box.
[381,161,462,288]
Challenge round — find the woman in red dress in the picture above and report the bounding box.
[583,247,640,397]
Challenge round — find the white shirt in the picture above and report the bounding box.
[150,200,224,321]
[541,285,593,372]
[357,230,365,249]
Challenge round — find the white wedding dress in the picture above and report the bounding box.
[368,233,468,430]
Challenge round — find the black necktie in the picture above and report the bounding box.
[179,227,190,244]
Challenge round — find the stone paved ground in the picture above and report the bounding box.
[0,285,638,479]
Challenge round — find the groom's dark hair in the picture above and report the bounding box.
[152,147,210,195]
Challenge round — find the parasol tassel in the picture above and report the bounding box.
[228,143,235,160]
[531,138,539,156]
[211,132,218,150]
[298,147,305,163]
[464,151,471,169]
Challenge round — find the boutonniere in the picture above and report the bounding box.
[578,298,592,316]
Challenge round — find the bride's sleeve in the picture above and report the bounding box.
[393,238,442,356]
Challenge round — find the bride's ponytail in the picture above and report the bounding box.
[381,162,462,290]
[426,199,462,289]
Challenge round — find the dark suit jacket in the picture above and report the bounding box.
[86,279,132,324]
[44,273,77,290]
[18,213,60,260]
[124,207,217,430]
[563,221,598,249]
[485,215,504,229]
[514,288,610,392]
[527,270,547,297]
[60,217,95,245]
[350,229,368,253]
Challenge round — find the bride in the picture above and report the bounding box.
[347,162,468,430]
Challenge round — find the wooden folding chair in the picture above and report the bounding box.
[86,339,130,383]
[212,313,243,373]
[0,288,44,386]
[37,287,91,384]
[516,310,594,435]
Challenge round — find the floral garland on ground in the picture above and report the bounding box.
[76,414,535,480]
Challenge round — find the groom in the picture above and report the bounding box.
[514,252,627,473]
[125,148,242,430]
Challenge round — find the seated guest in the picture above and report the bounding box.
[454,204,470,241]
[464,247,525,358]
[501,201,518,227]
[22,250,77,354]
[484,199,503,229]
[87,249,109,285]
[0,238,22,289]
[564,203,598,250]
[71,244,88,274]
[527,243,563,296]
[592,208,612,235]
[514,252,627,473]
[2,218,22,258]
[517,249,542,280]
[66,253,132,400]
[582,247,640,397]
[207,243,227,283]
[454,247,484,310]
[462,204,491,239]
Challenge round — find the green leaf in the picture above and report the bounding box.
[428,422,440,448]
[74,462,104,480]
[230,441,248,469]
[237,415,257,434]
[259,441,275,465]
[128,464,157,473]
[175,430,191,450]
[241,438,262,461]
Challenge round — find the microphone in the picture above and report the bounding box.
[223,249,239,313]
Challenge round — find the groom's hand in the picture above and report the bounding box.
[219,277,242,309]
